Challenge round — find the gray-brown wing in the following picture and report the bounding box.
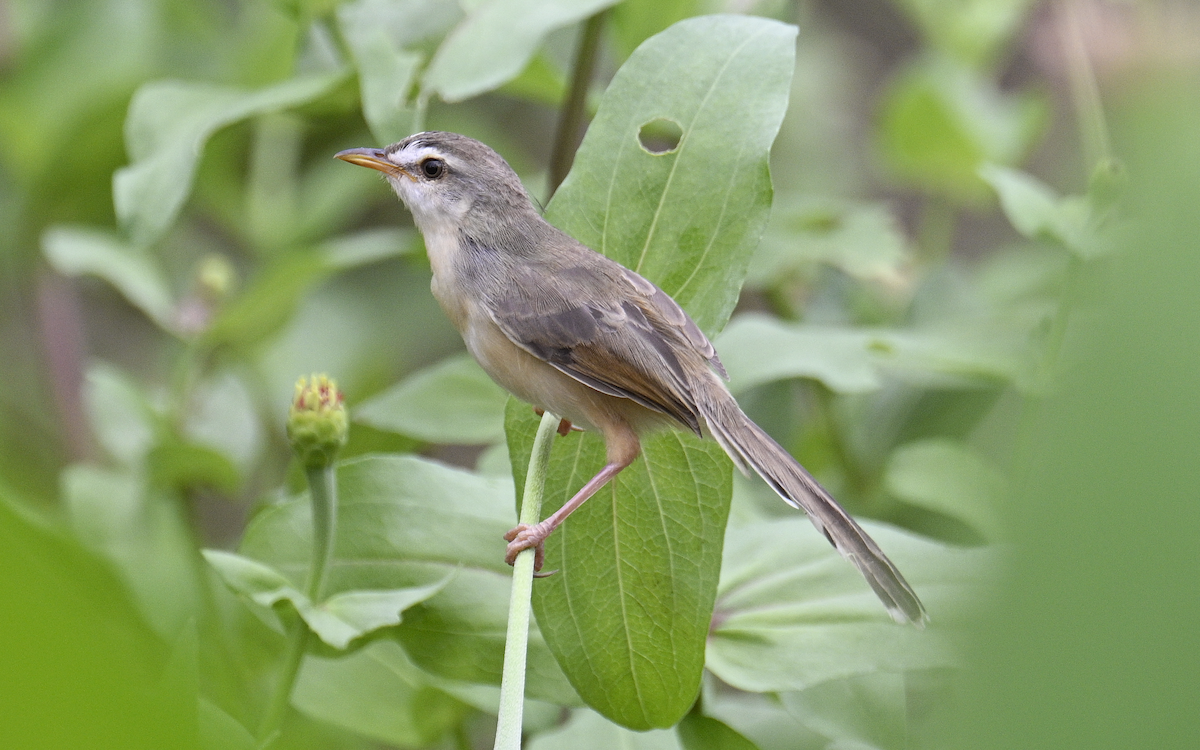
[484,256,711,435]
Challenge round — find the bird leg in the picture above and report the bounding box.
[504,456,633,571]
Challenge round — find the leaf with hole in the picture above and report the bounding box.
[506,14,797,730]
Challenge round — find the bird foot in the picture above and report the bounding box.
[532,407,578,437]
[504,523,549,571]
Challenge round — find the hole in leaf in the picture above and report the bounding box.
[638,118,683,154]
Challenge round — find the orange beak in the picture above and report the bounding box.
[334,148,413,180]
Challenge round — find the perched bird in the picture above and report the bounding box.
[336,132,927,626]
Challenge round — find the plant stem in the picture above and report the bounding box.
[547,11,607,199]
[258,463,338,746]
[304,464,338,601]
[257,620,310,747]
[493,411,561,750]
[1060,0,1111,172]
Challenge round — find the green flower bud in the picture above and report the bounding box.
[287,374,347,468]
[197,253,236,301]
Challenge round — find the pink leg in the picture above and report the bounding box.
[504,457,632,570]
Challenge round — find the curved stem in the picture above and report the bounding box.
[1060,0,1111,172]
[547,11,607,200]
[258,463,338,746]
[305,464,338,602]
[257,621,310,747]
[493,411,561,750]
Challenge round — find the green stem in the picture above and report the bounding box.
[493,411,561,750]
[1060,0,1111,172]
[257,463,338,746]
[304,463,338,601]
[257,621,310,748]
[547,11,607,200]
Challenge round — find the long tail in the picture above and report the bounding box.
[698,382,928,626]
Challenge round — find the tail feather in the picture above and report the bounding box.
[700,385,928,627]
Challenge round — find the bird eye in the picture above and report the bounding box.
[420,158,446,179]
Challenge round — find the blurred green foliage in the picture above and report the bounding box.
[0,0,1195,748]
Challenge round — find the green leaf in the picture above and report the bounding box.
[777,672,908,750]
[547,14,797,336]
[423,0,620,103]
[892,0,1038,68]
[748,197,911,286]
[677,712,761,750]
[337,3,422,144]
[114,72,346,247]
[706,519,991,693]
[609,0,700,58]
[201,252,329,350]
[495,52,568,106]
[527,709,684,750]
[82,361,156,465]
[203,549,450,649]
[183,370,264,472]
[147,440,241,495]
[503,15,796,729]
[62,465,203,637]
[979,163,1107,258]
[885,439,1004,540]
[355,353,509,444]
[42,226,175,329]
[199,698,256,750]
[239,455,577,701]
[293,640,469,747]
[876,56,1044,201]
[715,314,1022,396]
[507,401,733,730]
[321,227,416,269]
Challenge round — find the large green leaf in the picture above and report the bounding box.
[203,550,450,649]
[706,519,992,693]
[507,402,731,730]
[238,455,576,702]
[503,15,796,730]
[354,353,509,444]
[113,72,346,247]
[423,0,619,103]
[545,14,797,336]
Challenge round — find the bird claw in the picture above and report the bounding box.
[504,523,547,571]
[532,407,578,437]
